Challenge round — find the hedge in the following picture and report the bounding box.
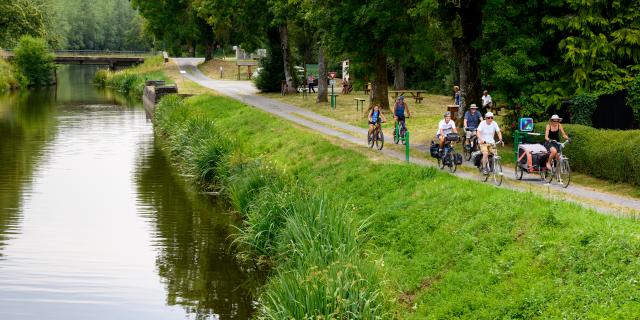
[557,124,640,186]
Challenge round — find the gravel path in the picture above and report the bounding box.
[174,58,640,216]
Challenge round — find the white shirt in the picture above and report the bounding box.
[477,120,500,144]
[482,94,492,107]
[437,119,456,136]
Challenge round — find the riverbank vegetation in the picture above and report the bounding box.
[94,56,167,96]
[0,58,24,92]
[153,93,640,318]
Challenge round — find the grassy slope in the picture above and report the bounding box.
[163,94,640,318]
[94,55,168,96]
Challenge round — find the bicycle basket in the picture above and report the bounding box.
[446,133,460,142]
[429,141,439,158]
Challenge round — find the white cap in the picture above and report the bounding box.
[485,112,494,118]
[550,114,563,121]
[470,104,478,109]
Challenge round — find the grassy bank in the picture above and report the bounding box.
[154,94,640,318]
[0,58,24,92]
[94,55,167,96]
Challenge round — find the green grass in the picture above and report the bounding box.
[94,55,168,96]
[153,94,640,318]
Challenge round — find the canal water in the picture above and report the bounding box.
[0,66,254,319]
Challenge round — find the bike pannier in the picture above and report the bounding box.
[455,153,463,165]
[446,133,460,142]
[429,141,439,158]
[517,144,547,172]
[471,151,482,168]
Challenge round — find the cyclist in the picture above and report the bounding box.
[368,104,386,137]
[392,96,411,134]
[463,104,483,148]
[544,114,569,170]
[436,111,458,154]
[476,112,503,174]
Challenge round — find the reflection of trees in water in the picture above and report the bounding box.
[0,90,57,258]
[55,65,140,107]
[135,141,256,320]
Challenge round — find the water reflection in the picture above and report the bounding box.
[135,141,255,319]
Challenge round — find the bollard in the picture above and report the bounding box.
[405,131,410,162]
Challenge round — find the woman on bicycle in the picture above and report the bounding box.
[544,114,569,170]
[368,104,386,137]
[392,96,411,131]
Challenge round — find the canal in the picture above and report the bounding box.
[0,66,254,319]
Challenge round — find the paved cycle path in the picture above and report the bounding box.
[174,58,640,216]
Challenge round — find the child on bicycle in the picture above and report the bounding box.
[368,104,386,137]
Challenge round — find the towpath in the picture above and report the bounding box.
[173,58,640,216]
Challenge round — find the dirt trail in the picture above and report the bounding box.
[173,58,640,216]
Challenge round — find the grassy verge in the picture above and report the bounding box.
[93,55,167,96]
[198,57,252,81]
[154,94,640,318]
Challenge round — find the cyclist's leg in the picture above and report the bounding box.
[368,123,374,135]
[547,146,557,170]
[480,143,490,171]
[438,134,445,150]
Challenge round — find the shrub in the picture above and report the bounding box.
[93,55,167,96]
[627,76,640,126]
[560,124,640,186]
[12,36,55,86]
[254,28,285,92]
[0,58,24,91]
[570,93,597,126]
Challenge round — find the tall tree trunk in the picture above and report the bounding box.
[279,24,296,94]
[393,57,405,90]
[370,49,390,110]
[455,0,485,123]
[317,47,328,103]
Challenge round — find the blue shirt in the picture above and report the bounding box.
[394,102,405,116]
[464,111,482,129]
[371,110,380,122]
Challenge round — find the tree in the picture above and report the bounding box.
[13,36,55,86]
[0,0,48,49]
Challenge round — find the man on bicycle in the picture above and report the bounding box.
[436,111,458,154]
[477,112,503,174]
[463,104,483,148]
[392,96,411,134]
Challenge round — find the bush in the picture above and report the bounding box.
[560,124,640,186]
[93,55,167,96]
[12,36,55,86]
[627,76,640,126]
[570,93,597,126]
[255,28,285,92]
[0,58,24,91]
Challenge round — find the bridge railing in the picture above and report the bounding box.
[1,49,156,58]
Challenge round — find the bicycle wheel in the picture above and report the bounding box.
[514,163,524,180]
[393,127,399,144]
[463,141,472,161]
[480,158,489,182]
[376,130,384,150]
[448,153,457,173]
[544,159,555,183]
[493,157,503,186]
[559,158,571,188]
[438,153,445,169]
[368,132,374,148]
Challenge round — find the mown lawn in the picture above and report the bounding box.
[162,94,640,318]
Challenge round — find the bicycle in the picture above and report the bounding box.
[544,139,571,188]
[479,142,503,186]
[393,118,408,145]
[368,120,385,150]
[438,133,462,173]
[462,127,478,161]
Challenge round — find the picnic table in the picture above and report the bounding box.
[389,90,427,103]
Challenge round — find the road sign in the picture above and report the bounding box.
[328,71,337,79]
[329,80,336,86]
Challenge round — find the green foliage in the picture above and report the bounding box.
[93,55,166,96]
[561,124,640,186]
[12,36,55,86]
[627,76,640,125]
[0,58,25,91]
[255,28,285,93]
[570,93,597,126]
[0,0,49,48]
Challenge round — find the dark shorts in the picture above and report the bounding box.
[369,120,381,126]
[545,140,561,152]
[395,114,405,122]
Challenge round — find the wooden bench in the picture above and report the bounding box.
[363,82,371,94]
[414,96,424,103]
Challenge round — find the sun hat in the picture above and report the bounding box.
[470,104,478,109]
[550,114,562,121]
[444,111,451,117]
[485,112,494,118]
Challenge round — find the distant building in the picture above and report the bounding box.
[233,46,267,60]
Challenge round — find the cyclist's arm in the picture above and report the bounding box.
[463,117,468,128]
[406,103,411,117]
[544,124,550,141]
[367,110,372,122]
[559,124,569,140]
[452,125,458,133]
[497,129,503,144]
[380,113,386,122]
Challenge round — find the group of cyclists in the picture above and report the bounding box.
[367,95,569,174]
